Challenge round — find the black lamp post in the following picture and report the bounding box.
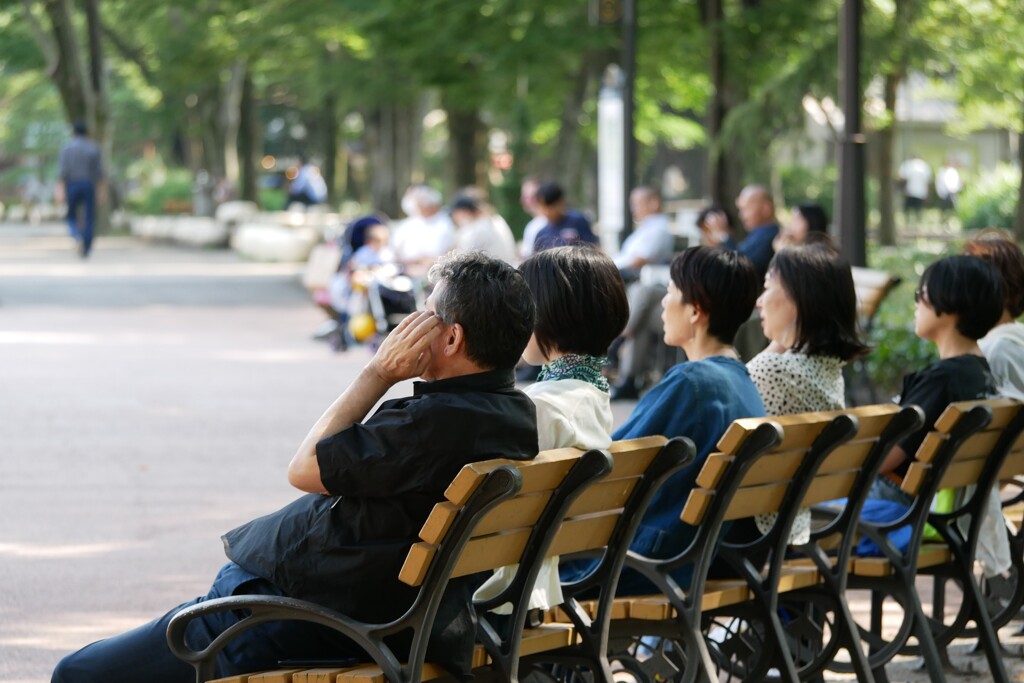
[837,0,867,266]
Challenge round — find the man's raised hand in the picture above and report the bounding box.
[369,310,444,384]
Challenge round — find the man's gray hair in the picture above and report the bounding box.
[411,184,443,209]
[426,251,535,370]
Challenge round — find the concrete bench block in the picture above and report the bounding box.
[215,200,259,225]
[171,216,230,247]
[230,223,319,262]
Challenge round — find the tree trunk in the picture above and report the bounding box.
[366,101,421,218]
[444,96,482,190]
[321,92,339,205]
[238,73,259,204]
[1016,114,1024,240]
[552,57,595,195]
[876,72,900,246]
[37,0,92,123]
[704,0,728,208]
[83,0,111,229]
[220,61,245,187]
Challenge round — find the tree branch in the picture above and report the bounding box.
[20,0,59,76]
[99,18,155,84]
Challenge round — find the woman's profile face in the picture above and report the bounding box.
[756,270,799,348]
[661,280,692,348]
[788,208,810,244]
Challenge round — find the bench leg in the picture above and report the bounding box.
[962,574,1012,683]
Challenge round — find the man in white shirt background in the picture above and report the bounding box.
[449,194,517,264]
[391,184,455,277]
[610,186,677,400]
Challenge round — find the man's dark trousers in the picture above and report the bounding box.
[65,180,95,256]
[51,562,357,683]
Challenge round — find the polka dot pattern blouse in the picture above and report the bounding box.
[746,350,846,544]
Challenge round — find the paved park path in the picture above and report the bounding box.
[1,223,1022,682]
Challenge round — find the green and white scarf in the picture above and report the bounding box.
[536,353,609,392]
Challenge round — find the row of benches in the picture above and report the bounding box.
[164,397,1024,683]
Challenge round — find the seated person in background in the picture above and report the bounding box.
[871,255,1002,506]
[963,230,1024,400]
[574,246,766,593]
[391,184,455,277]
[475,245,629,613]
[701,185,780,280]
[747,241,870,542]
[52,253,539,683]
[614,186,675,274]
[773,202,829,252]
[328,224,396,345]
[609,186,677,400]
[449,194,517,264]
[287,156,328,207]
[532,181,600,252]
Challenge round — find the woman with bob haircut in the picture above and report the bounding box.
[747,240,870,542]
[963,230,1024,401]
[872,255,1003,505]
[475,245,629,611]
[601,245,767,593]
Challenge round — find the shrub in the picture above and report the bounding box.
[861,244,946,396]
[958,164,1020,231]
[126,169,193,215]
[779,163,837,215]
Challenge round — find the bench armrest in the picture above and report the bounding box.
[166,594,385,681]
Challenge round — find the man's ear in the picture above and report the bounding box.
[442,323,466,357]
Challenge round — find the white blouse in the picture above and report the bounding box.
[473,379,613,614]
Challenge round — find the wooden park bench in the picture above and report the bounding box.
[847,266,902,405]
[578,404,921,683]
[838,397,1024,683]
[165,435,695,683]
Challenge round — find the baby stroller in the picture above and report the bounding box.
[365,266,427,343]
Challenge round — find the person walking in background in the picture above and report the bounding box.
[59,121,103,258]
[936,159,963,223]
[898,154,932,224]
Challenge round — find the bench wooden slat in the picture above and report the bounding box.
[716,405,900,455]
[934,397,1021,434]
[444,450,579,505]
[685,470,859,523]
[402,512,621,585]
[852,545,951,577]
[443,436,665,505]
[928,449,1024,490]
[698,439,877,491]
[331,627,573,683]
[292,668,364,683]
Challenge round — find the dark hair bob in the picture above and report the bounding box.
[519,245,629,359]
[768,242,870,361]
[669,246,759,345]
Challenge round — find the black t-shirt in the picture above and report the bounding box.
[222,368,538,676]
[895,354,995,478]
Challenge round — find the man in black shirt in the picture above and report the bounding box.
[53,253,539,683]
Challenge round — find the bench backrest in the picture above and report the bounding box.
[905,397,1024,494]
[683,406,904,528]
[400,436,671,587]
[850,266,901,331]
